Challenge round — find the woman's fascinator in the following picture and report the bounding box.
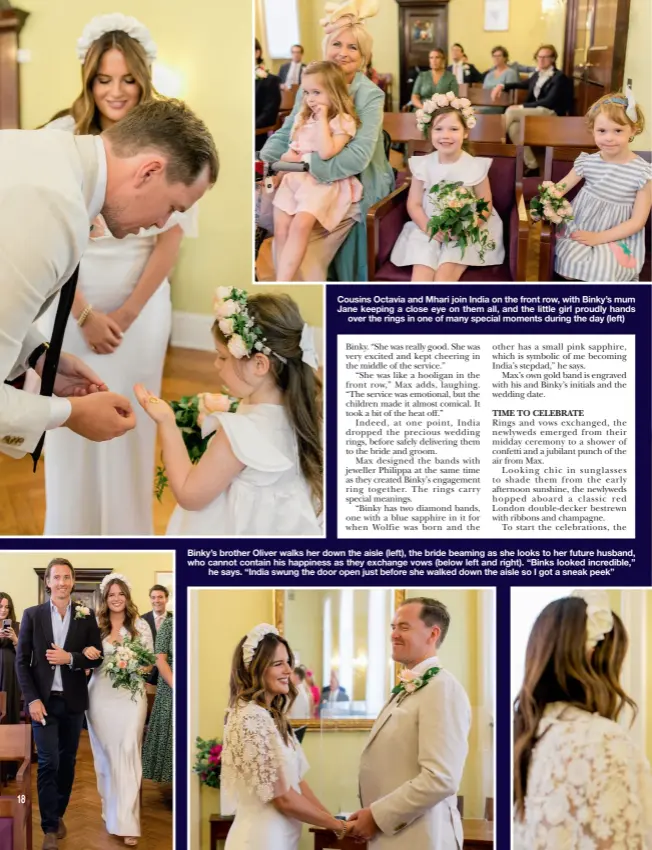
[77,13,158,64]
[99,573,133,595]
[320,0,380,33]
[570,589,614,649]
[242,623,279,668]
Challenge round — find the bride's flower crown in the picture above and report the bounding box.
[415,91,477,136]
[77,13,158,65]
[100,573,132,595]
[242,623,279,668]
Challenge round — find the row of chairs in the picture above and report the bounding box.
[367,141,651,282]
[0,691,32,850]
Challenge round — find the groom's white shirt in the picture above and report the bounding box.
[0,129,106,457]
[359,654,471,849]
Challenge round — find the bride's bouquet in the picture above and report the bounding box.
[154,392,239,500]
[427,180,496,263]
[104,636,157,702]
[529,181,574,225]
[193,736,223,788]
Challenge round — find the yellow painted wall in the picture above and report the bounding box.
[0,551,174,619]
[647,590,652,765]
[624,0,652,148]
[19,0,252,316]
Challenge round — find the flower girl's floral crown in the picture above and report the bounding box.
[242,623,279,668]
[77,14,158,65]
[570,589,614,650]
[99,573,132,595]
[415,91,476,137]
[213,287,320,370]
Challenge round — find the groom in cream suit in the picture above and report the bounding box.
[349,597,471,849]
[0,98,217,461]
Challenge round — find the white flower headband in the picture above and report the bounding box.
[242,623,279,668]
[416,91,477,136]
[99,573,132,595]
[77,13,158,65]
[570,589,614,649]
[213,287,319,370]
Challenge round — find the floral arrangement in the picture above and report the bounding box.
[76,14,157,64]
[213,286,284,361]
[154,392,239,500]
[193,736,223,788]
[104,636,157,702]
[427,181,495,262]
[416,91,476,137]
[392,666,440,705]
[255,64,269,79]
[74,601,91,620]
[529,181,573,225]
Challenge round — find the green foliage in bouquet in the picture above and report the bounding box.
[193,736,223,788]
[427,180,496,263]
[154,393,239,501]
[105,636,157,702]
[529,181,573,225]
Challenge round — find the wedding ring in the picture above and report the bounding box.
[148,397,161,404]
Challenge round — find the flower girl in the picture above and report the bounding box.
[391,91,504,281]
[273,60,362,281]
[135,289,323,535]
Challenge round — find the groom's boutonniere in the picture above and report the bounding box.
[392,666,440,704]
[74,601,91,620]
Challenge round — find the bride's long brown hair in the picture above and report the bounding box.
[513,596,637,819]
[96,579,140,640]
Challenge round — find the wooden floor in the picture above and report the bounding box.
[6,731,172,849]
[0,347,216,536]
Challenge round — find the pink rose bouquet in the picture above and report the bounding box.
[530,181,573,225]
[104,637,156,701]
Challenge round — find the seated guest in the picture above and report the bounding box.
[492,43,571,173]
[366,54,381,86]
[0,592,20,781]
[319,671,349,713]
[255,39,281,153]
[448,42,483,84]
[279,43,306,89]
[411,48,458,109]
[477,45,520,113]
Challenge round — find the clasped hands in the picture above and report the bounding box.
[345,807,379,842]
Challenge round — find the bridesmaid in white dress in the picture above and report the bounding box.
[221,625,351,849]
[83,575,154,847]
[513,590,652,849]
[39,15,196,535]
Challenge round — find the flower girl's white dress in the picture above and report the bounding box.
[514,702,652,849]
[221,700,309,850]
[166,403,322,536]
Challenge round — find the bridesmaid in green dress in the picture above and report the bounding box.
[411,48,458,109]
[142,615,173,784]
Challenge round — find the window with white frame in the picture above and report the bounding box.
[263,0,301,60]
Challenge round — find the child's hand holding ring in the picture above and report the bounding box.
[133,384,175,424]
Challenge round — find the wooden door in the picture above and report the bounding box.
[396,0,449,108]
[563,0,631,116]
[0,6,29,129]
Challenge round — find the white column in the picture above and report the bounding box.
[619,589,647,750]
[323,595,332,688]
[478,589,495,801]
[339,589,354,698]
[366,589,388,713]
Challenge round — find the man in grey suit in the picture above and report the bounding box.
[279,44,306,88]
[0,98,218,461]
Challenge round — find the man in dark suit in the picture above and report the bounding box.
[16,558,102,849]
[279,44,306,89]
[142,584,172,685]
[448,43,483,84]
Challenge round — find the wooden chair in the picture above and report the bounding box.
[0,724,32,850]
[484,796,494,821]
[210,814,233,850]
[539,147,651,281]
[367,142,529,282]
[376,73,393,112]
[519,116,597,201]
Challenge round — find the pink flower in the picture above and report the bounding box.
[404,682,417,693]
[445,91,456,100]
[118,661,127,669]
[399,669,418,683]
[198,392,231,414]
[218,317,234,336]
[458,97,471,108]
[423,100,436,114]
[214,299,240,320]
[214,286,232,301]
[434,93,449,108]
[466,116,477,128]
[450,98,462,110]
[227,334,249,359]
[541,181,554,189]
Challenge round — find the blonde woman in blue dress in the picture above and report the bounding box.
[40,14,197,535]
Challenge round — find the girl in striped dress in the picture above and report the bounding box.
[554,91,651,281]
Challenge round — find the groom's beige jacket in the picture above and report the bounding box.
[359,662,471,850]
[0,129,101,457]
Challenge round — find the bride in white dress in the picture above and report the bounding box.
[221,624,351,849]
[513,590,652,849]
[83,575,154,847]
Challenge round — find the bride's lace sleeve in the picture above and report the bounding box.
[531,728,652,848]
[135,618,155,653]
[221,702,291,808]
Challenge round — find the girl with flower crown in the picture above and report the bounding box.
[391,93,504,280]
[513,589,652,848]
[221,625,352,849]
[135,290,323,536]
[82,574,154,846]
[551,91,651,281]
[38,14,198,535]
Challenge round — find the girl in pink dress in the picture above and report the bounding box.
[273,61,362,281]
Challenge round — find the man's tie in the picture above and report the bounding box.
[31,264,80,470]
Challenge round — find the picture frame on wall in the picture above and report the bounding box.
[410,18,435,47]
[484,0,509,31]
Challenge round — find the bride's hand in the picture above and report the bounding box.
[134,384,175,424]
[82,646,102,660]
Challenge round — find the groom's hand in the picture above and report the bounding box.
[35,350,108,397]
[348,809,379,841]
[46,643,72,666]
[65,394,137,441]
[29,699,47,724]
